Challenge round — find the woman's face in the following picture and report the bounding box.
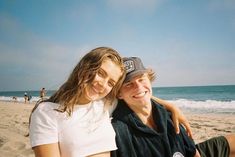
[81,59,123,104]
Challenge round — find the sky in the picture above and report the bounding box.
[0,0,235,91]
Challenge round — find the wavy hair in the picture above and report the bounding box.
[32,47,126,116]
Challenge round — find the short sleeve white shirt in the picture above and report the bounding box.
[29,100,117,157]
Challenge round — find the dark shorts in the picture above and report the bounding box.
[196,136,230,157]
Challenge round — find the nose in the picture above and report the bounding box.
[133,81,142,89]
[98,78,109,91]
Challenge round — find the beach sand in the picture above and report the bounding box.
[0,101,34,157]
[0,101,234,157]
[186,112,235,143]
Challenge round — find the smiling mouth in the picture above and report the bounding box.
[133,91,146,98]
[91,86,98,94]
[91,85,103,94]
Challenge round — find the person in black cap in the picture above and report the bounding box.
[111,57,235,157]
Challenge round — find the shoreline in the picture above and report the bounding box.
[0,101,234,157]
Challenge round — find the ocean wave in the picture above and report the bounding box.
[0,96,45,103]
[168,99,235,114]
[1,96,235,114]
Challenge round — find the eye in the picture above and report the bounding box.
[139,78,146,82]
[97,70,105,77]
[108,80,115,87]
[123,82,132,88]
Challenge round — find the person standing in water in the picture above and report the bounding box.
[40,87,46,100]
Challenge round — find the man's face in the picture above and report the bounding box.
[118,73,152,108]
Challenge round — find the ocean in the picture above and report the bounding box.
[152,85,235,114]
[0,85,235,114]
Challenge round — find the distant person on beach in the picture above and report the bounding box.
[29,47,191,157]
[28,95,32,102]
[12,96,17,102]
[40,87,46,99]
[24,92,28,103]
[111,57,235,157]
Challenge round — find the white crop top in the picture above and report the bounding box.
[29,100,117,157]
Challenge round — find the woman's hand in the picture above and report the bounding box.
[152,96,193,138]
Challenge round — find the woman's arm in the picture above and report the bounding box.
[152,96,193,138]
[33,143,60,157]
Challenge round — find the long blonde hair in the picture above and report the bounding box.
[33,47,126,116]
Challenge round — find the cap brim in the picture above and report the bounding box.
[124,69,149,83]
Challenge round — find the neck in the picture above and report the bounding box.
[129,102,157,130]
[129,102,152,124]
[76,97,91,105]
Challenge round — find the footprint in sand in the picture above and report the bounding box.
[0,137,7,147]
[2,141,34,157]
[213,128,232,133]
[21,148,34,156]
[202,124,215,127]
[14,141,26,150]
[2,141,26,150]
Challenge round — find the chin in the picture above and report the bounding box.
[88,95,101,101]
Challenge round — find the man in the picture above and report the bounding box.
[111,57,235,157]
[40,87,46,99]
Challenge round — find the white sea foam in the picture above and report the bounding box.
[168,99,235,114]
[0,96,42,103]
[1,96,235,114]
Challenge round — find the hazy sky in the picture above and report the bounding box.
[0,0,235,91]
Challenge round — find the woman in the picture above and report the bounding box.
[29,47,191,157]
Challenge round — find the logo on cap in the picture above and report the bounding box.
[124,60,135,73]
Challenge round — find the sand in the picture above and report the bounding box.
[0,101,234,157]
[186,112,235,143]
[0,101,34,157]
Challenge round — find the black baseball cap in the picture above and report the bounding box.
[123,57,149,83]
